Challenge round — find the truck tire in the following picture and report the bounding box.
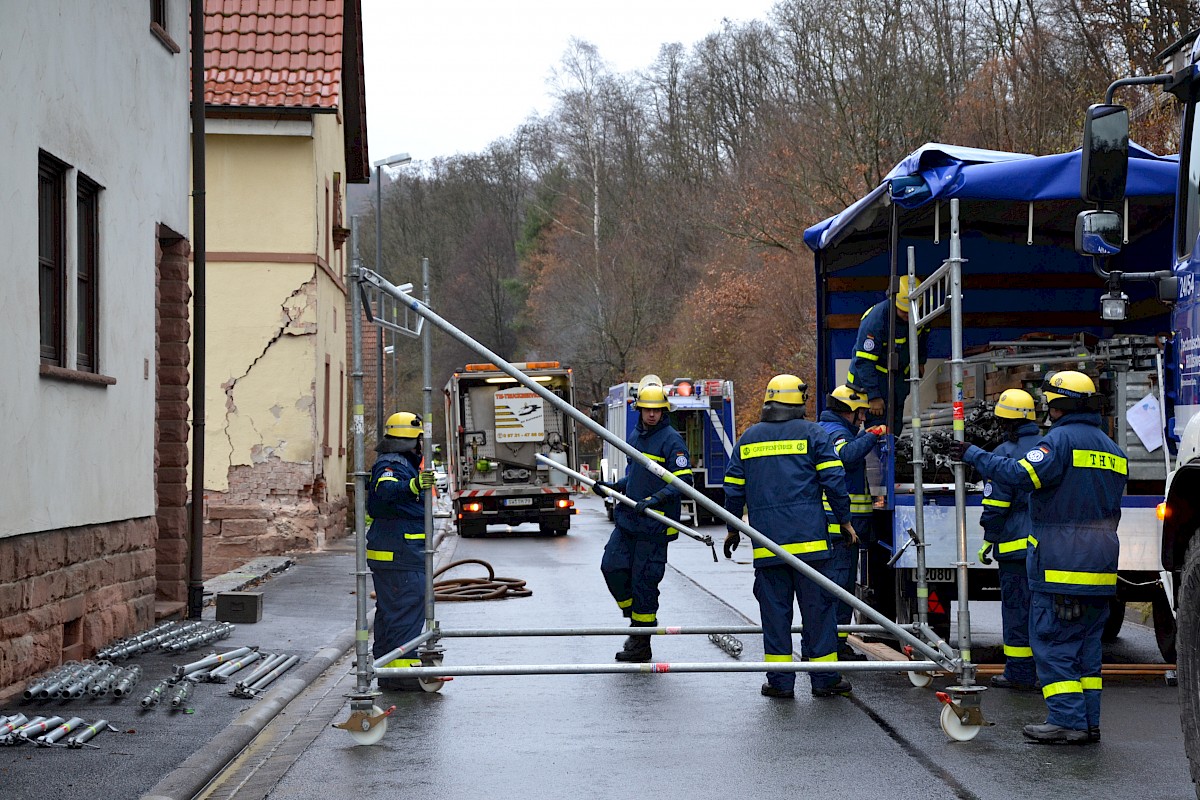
[539,521,569,536]
[605,500,614,522]
[1177,534,1200,797]
[1101,598,1126,643]
[458,521,485,538]
[1155,584,1179,664]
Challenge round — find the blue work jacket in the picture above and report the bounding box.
[723,417,850,567]
[366,449,426,570]
[846,299,928,401]
[819,409,879,522]
[612,417,693,540]
[964,413,1126,596]
[979,421,1041,564]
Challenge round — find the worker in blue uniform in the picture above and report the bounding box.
[367,411,435,691]
[977,389,1041,692]
[594,379,693,662]
[819,385,886,660]
[846,275,929,434]
[949,372,1124,743]
[723,375,857,698]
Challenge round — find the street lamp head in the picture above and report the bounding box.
[373,152,412,170]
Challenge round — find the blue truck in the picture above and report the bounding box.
[805,143,1179,647]
[598,378,737,525]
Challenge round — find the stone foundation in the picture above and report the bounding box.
[0,517,157,698]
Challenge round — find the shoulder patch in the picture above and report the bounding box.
[983,482,993,497]
[863,338,876,351]
[676,454,688,468]
[382,468,394,476]
[1025,449,1045,464]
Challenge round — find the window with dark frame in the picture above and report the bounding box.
[323,355,332,457]
[339,366,345,456]
[39,152,68,366]
[77,175,101,373]
[151,0,167,30]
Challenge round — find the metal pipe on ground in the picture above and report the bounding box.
[38,716,86,746]
[232,653,287,694]
[207,650,263,683]
[111,665,142,698]
[238,655,299,697]
[140,679,174,708]
[67,719,113,749]
[19,716,65,741]
[174,646,254,678]
[435,624,906,638]
[377,660,943,678]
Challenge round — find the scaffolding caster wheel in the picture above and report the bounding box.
[419,655,448,693]
[908,670,933,688]
[936,689,990,742]
[333,703,394,746]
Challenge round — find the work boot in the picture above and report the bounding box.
[1088,726,1101,742]
[811,679,853,698]
[615,635,652,663]
[1022,723,1089,744]
[760,683,795,699]
[991,674,1039,692]
[838,643,867,662]
[378,677,423,692]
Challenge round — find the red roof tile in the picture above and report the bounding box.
[204,0,344,110]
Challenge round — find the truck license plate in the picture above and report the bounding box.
[909,568,955,582]
[503,498,533,507]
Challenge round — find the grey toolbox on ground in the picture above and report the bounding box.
[216,592,263,623]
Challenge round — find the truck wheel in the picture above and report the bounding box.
[606,500,614,522]
[1155,584,1179,664]
[458,521,485,538]
[1101,598,1126,643]
[1177,534,1200,797]
[539,521,569,536]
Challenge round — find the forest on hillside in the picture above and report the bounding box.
[365,0,1197,443]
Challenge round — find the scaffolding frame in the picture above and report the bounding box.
[339,213,983,742]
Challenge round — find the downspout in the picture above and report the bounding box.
[188,0,207,619]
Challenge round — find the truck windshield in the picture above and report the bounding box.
[1181,100,1200,259]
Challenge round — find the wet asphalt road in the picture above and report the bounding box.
[208,495,1194,800]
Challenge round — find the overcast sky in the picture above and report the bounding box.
[361,0,780,164]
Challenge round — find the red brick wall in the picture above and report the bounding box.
[0,518,157,700]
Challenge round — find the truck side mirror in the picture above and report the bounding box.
[1081,104,1129,204]
[1159,275,1181,303]
[1075,210,1123,256]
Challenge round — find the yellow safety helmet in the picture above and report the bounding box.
[1041,370,1098,411]
[895,274,921,313]
[637,374,664,391]
[828,384,869,413]
[994,389,1036,420]
[764,374,807,406]
[384,411,423,439]
[634,384,670,410]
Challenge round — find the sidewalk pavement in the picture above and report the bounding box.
[136,520,457,800]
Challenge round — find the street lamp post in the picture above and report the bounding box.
[372,152,412,440]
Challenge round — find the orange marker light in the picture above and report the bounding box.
[1157,502,1168,521]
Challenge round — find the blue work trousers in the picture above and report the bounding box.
[828,536,860,640]
[754,561,841,692]
[999,564,1036,684]
[1030,590,1108,731]
[370,567,426,665]
[601,528,668,625]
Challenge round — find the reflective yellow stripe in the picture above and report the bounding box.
[811,652,839,663]
[856,350,879,362]
[631,611,656,623]
[834,440,847,453]
[617,598,633,608]
[366,549,393,562]
[1003,644,1033,658]
[1028,534,1038,547]
[666,527,678,537]
[1018,458,1042,489]
[1042,680,1082,698]
[815,460,843,471]
[981,498,1012,508]
[1081,677,1103,691]
[874,365,888,374]
[383,658,422,668]
[753,540,829,559]
[375,475,399,488]
[1072,450,1128,475]
[997,538,1028,554]
[724,476,746,485]
[672,468,693,477]
[828,523,841,533]
[895,336,907,344]
[740,440,808,459]
[1045,569,1117,587]
[826,500,872,514]
[764,653,793,663]
[641,452,665,462]
[838,631,849,639]
[846,371,856,383]
[404,533,426,540]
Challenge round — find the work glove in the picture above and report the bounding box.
[977,542,993,565]
[724,528,740,559]
[1053,594,1083,622]
[948,440,970,461]
[633,495,661,515]
[841,521,858,544]
[866,425,888,436]
[410,470,435,493]
[591,481,614,498]
[869,397,886,416]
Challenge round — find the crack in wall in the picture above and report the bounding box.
[221,274,318,471]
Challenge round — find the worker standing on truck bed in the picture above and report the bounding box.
[723,375,856,699]
[847,275,929,434]
[949,372,1125,744]
[819,385,886,660]
[978,389,1042,693]
[594,378,693,663]
[367,411,435,691]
